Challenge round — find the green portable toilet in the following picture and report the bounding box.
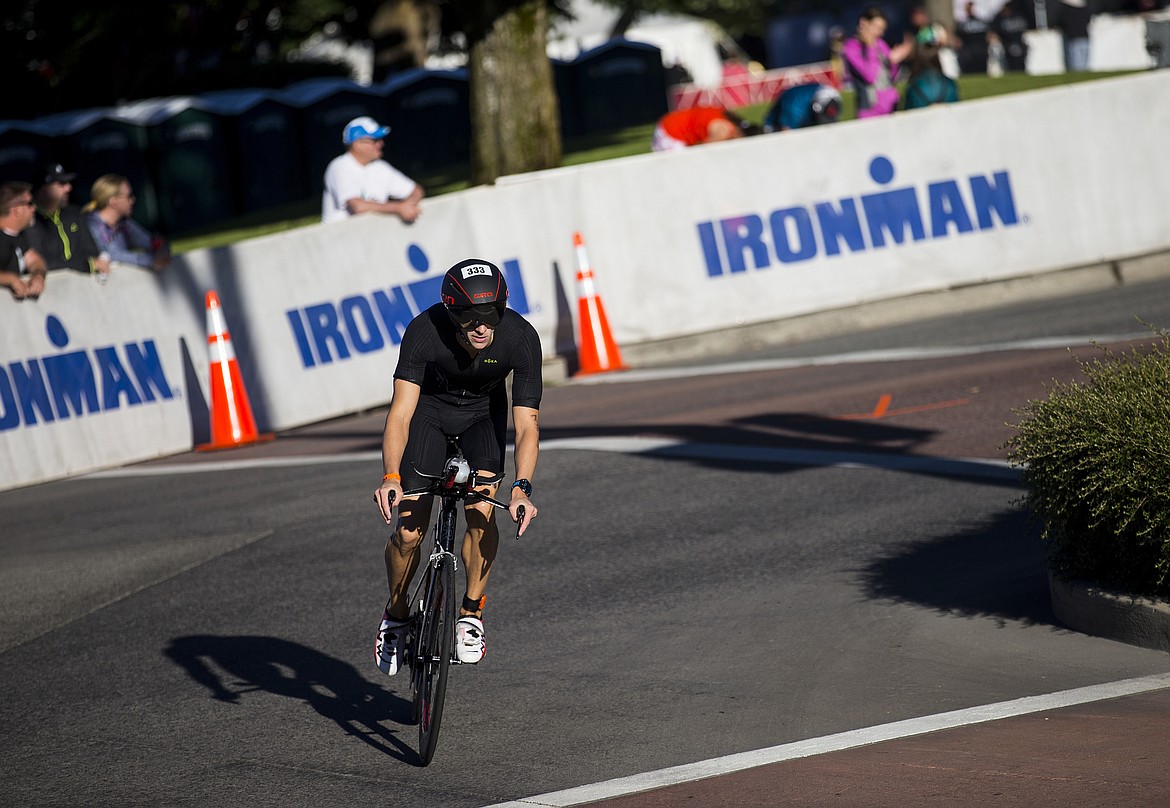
[117,97,236,235]
[570,40,668,135]
[199,89,305,216]
[0,120,55,186]
[43,107,161,233]
[279,78,389,202]
[552,59,583,140]
[379,68,470,176]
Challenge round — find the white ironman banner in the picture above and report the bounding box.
[559,71,1170,346]
[0,270,191,490]
[1,72,1167,490]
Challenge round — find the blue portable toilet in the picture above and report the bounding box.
[114,97,236,235]
[39,107,161,233]
[278,78,390,199]
[379,68,470,176]
[199,88,305,215]
[568,40,668,136]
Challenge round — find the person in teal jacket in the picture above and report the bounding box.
[763,82,842,132]
[902,44,960,110]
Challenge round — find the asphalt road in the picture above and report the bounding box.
[3,276,1170,806]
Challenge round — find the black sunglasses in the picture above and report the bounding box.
[449,304,501,328]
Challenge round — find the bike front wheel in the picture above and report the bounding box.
[414,555,455,766]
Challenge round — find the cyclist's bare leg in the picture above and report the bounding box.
[384,494,433,621]
[460,481,500,618]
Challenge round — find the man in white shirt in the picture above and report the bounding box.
[321,116,425,225]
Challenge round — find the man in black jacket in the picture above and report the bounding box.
[31,164,111,281]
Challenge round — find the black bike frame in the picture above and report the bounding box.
[401,437,515,766]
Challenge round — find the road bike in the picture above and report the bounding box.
[395,436,522,766]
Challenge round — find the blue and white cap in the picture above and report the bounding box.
[343,116,391,145]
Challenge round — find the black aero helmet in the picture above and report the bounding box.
[441,258,509,327]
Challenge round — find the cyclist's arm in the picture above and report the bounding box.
[510,405,539,535]
[375,378,421,523]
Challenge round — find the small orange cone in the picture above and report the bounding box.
[572,232,627,375]
[196,290,274,451]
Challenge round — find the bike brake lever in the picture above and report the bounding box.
[515,504,526,540]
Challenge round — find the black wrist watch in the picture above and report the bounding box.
[511,478,532,497]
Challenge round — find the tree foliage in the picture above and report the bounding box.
[440,1,562,184]
[4,0,357,117]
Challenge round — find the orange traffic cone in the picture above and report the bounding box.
[196,290,274,451]
[572,232,627,376]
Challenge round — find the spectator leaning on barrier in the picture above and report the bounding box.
[83,174,170,273]
[32,163,111,283]
[763,82,842,132]
[651,106,759,152]
[842,6,914,119]
[322,116,424,225]
[0,181,49,301]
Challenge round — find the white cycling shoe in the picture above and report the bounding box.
[375,612,408,676]
[455,616,486,664]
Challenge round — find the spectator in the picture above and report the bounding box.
[322,116,424,225]
[908,5,960,78]
[83,175,170,272]
[992,1,1031,72]
[955,1,992,76]
[31,163,111,283]
[1059,0,1093,72]
[0,181,49,300]
[651,106,757,152]
[842,6,914,119]
[763,82,842,132]
[902,44,961,109]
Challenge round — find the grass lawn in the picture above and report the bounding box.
[171,69,1141,255]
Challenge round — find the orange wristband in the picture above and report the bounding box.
[382,473,401,482]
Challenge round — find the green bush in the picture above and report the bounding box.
[1006,328,1170,597]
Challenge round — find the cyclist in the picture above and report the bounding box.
[372,258,541,676]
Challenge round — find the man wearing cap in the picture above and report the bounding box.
[322,116,424,225]
[31,164,111,281]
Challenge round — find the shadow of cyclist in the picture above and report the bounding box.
[164,635,419,763]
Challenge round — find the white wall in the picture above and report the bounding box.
[2,71,1168,490]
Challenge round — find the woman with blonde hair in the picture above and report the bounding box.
[84,174,169,271]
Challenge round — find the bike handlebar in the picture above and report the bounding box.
[391,456,528,537]
[396,480,527,538]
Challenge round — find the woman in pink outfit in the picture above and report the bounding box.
[842,6,915,119]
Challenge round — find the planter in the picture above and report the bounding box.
[1049,572,1170,653]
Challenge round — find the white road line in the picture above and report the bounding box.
[566,332,1151,386]
[82,333,1140,481]
[481,672,1170,808]
[86,451,382,478]
[85,437,1018,482]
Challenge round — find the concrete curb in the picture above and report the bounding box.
[1049,572,1170,653]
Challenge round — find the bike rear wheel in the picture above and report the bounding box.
[414,554,455,766]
